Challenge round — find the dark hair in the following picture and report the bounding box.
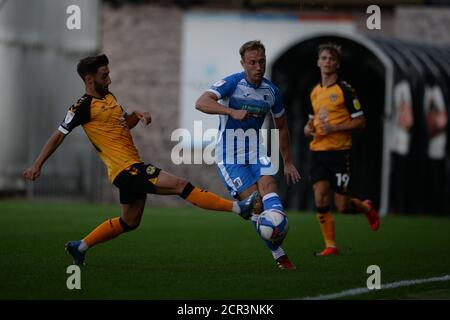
[318,42,341,61]
[77,54,109,81]
[239,40,265,59]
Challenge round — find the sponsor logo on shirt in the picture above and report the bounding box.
[146,165,156,175]
[353,99,361,110]
[240,104,268,117]
[329,94,338,102]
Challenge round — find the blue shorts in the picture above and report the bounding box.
[216,157,275,198]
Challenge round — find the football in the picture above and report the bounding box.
[256,209,289,242]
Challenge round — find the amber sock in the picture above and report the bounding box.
[82,217,125,249]
[316,210,336,248]
[181,183,234,212]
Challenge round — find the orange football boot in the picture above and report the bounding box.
[316,247,339,256]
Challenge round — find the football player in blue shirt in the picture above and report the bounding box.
[196,40,301,270]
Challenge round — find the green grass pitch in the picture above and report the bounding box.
[0,200,449,299]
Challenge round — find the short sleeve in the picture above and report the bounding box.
[339,81,364,118]
[58,95,92,134]
[271,88,285,118]
[207,74,239,100]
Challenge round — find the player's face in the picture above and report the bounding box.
[317,50,339,75]
[241,49,266,85]
[93,66,111,96]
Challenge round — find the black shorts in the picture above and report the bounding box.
[113,163,162,204]
[310,150,352,195]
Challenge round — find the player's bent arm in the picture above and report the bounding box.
[196,92,248,121]
[23,130,66,181]
[125,111,151,129]
[332,115,366,132]
[124,112,140,129]
[195,92,232,116]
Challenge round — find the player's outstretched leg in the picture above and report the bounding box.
[252,192,296,270]
[179,182,258,219]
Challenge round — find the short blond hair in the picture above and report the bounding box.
[318,42,342,62]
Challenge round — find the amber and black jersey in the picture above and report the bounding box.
[58,93,142,183]
[307,80,364,151]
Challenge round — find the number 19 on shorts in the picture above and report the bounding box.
[336,173,350,188]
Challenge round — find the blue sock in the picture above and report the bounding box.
[262,192,284,212]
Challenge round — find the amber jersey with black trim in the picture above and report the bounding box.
[307,80,364,151]
[58,93,141,183]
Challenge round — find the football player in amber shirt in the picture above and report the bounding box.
[23,54,258,265]
[304,43,380,256]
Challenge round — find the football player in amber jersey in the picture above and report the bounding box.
[23,54,258,265]
[304,43,380,256]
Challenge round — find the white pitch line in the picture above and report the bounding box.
[298,274,450,300]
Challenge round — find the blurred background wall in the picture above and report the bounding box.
[0,0,101,201]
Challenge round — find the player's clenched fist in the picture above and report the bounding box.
[135,111,152,125]
[23,165,41,181]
